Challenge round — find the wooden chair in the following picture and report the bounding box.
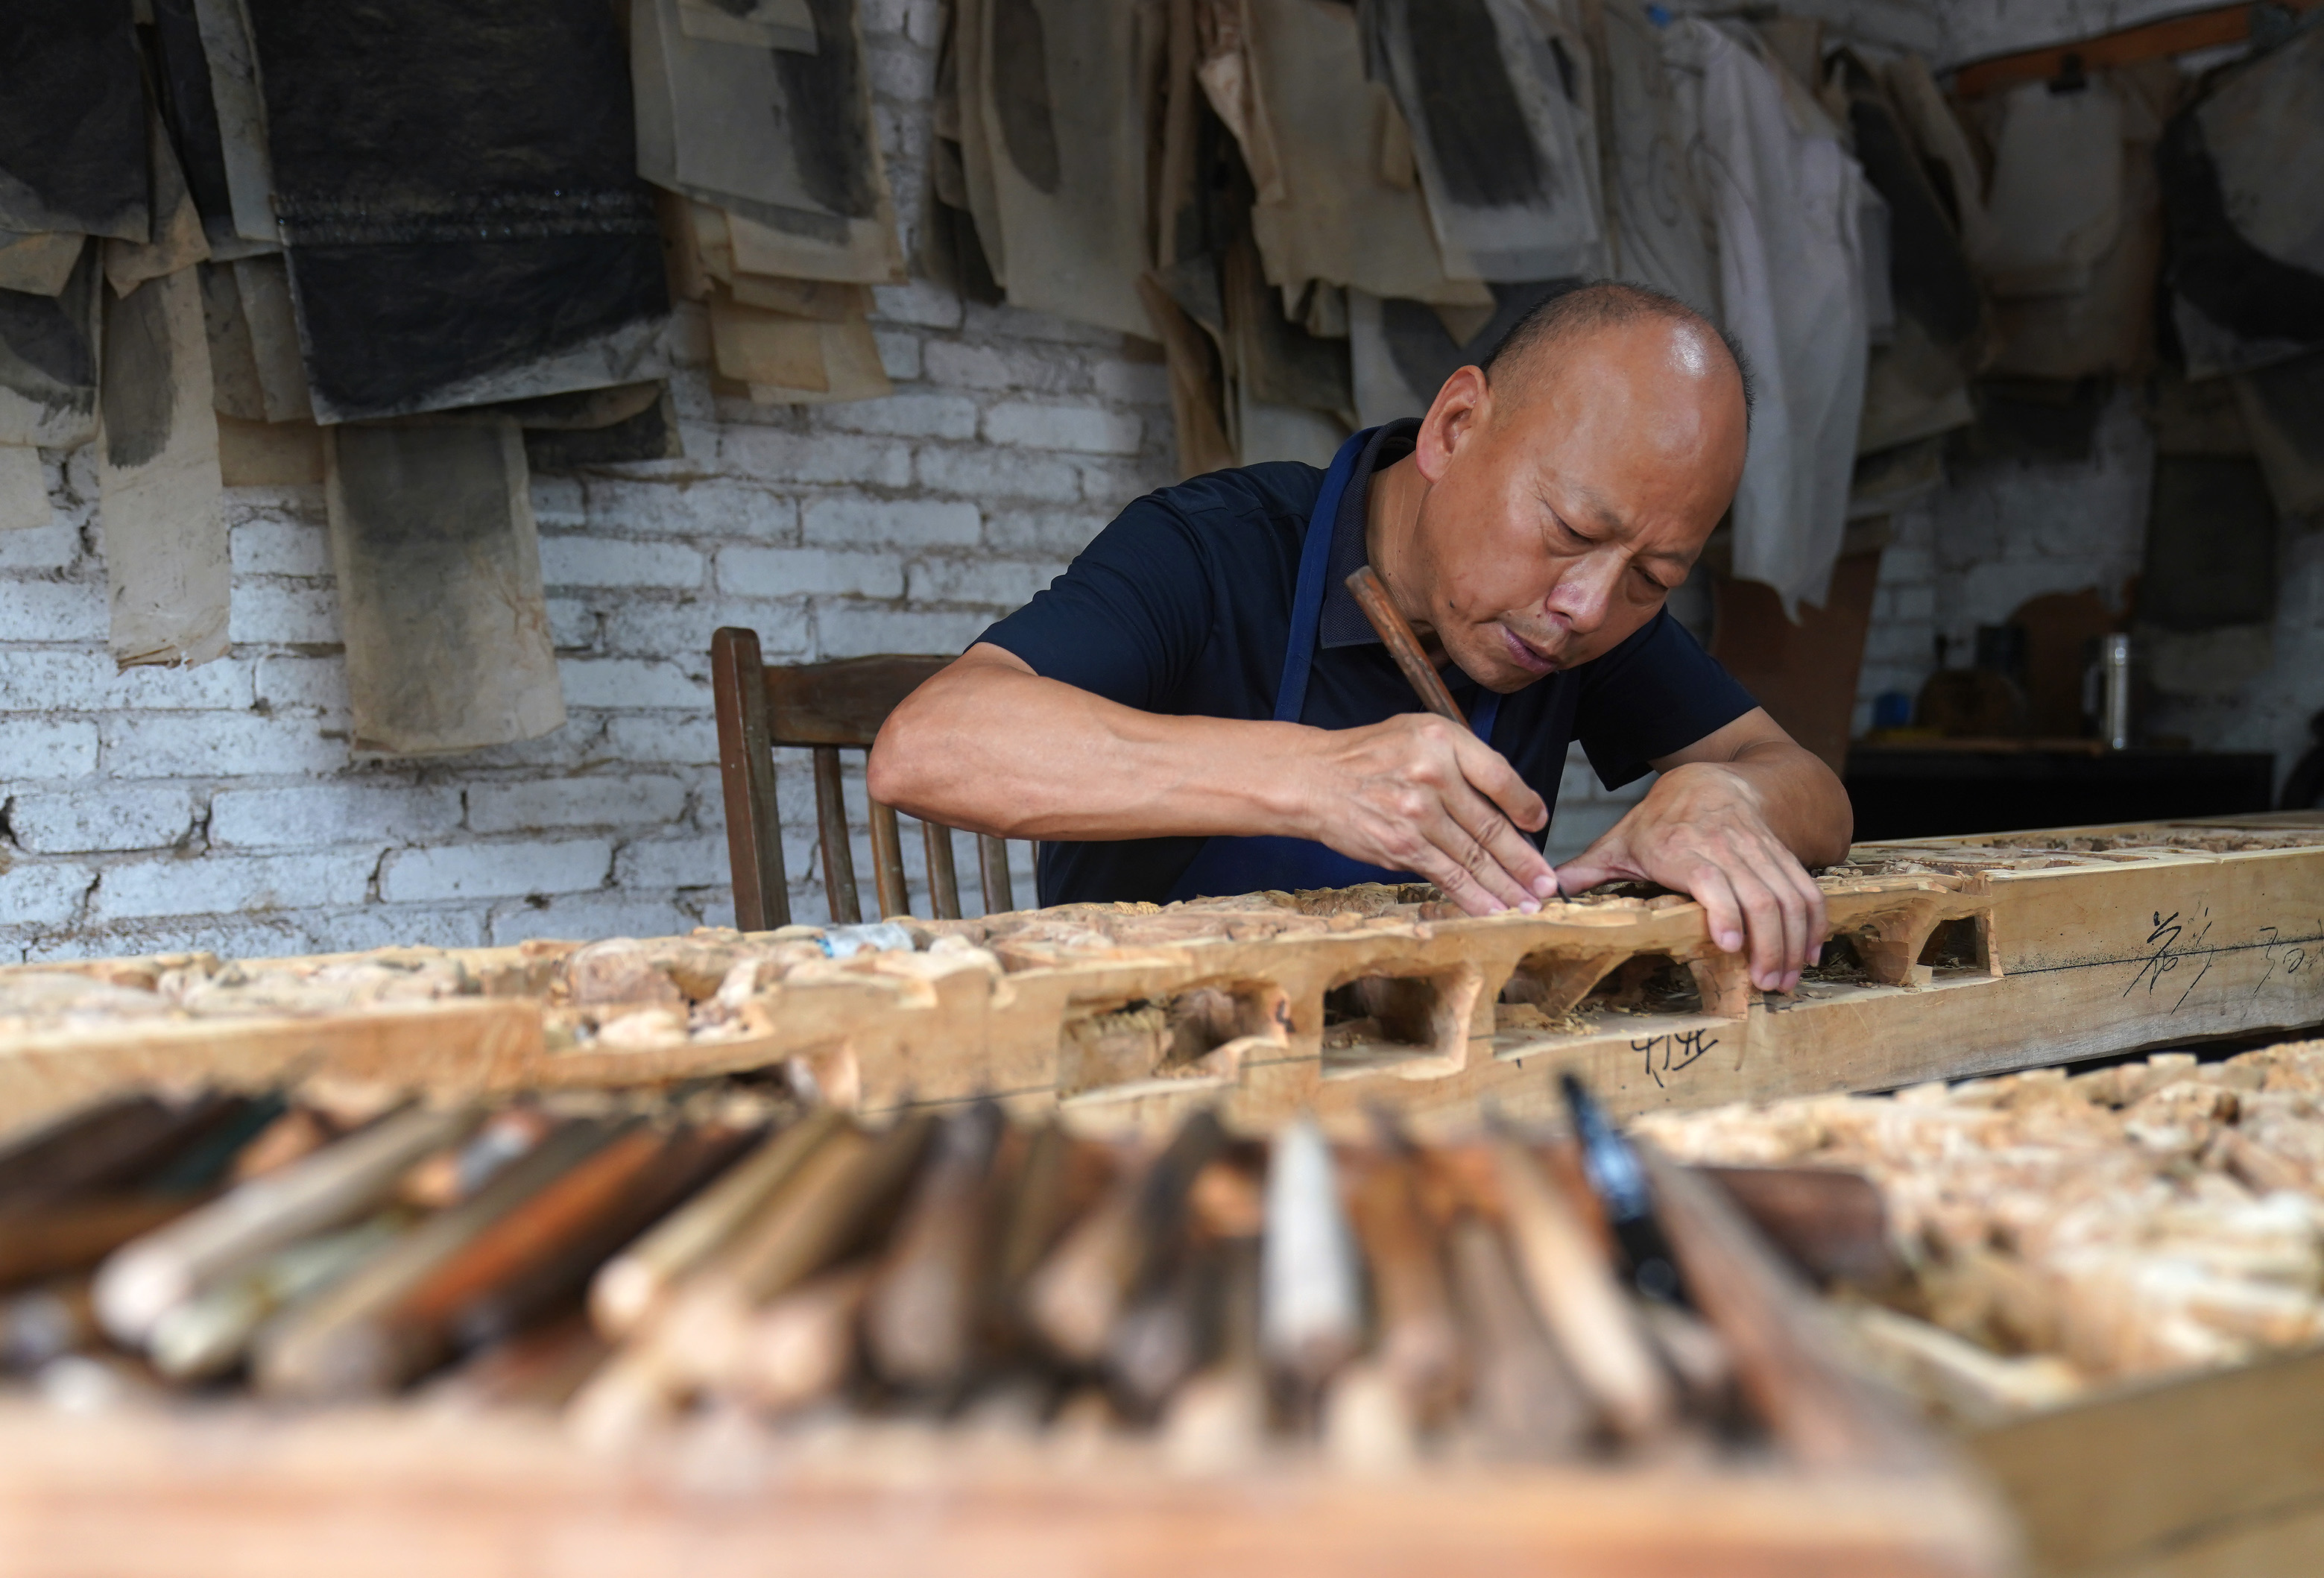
[710,627,1015,929]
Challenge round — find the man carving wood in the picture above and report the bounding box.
[871,283,1851,993]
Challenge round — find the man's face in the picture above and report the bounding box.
[1407,320,1748,692]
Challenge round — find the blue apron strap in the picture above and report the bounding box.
[1470,687,1501,746]
[1271,428,1372,726]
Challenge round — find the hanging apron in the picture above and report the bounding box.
[1163,429,1502,902]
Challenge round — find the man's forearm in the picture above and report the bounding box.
[869,653,1311,841]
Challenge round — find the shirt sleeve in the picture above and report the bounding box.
[973,493,1216,713]
[1572,610,1760,789]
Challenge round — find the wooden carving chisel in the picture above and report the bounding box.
[1025,1109,1225,1364]
[1345,1149,1463,1423]
[1635,1143,1933,1470]
[1345,566,1468,725]
[95,1104,480,1345]
[452,1124,760,1352]
[253,1120,620,1399]
[1561,1073,1689,1307]
[569,1117,929,1440]
[865,1100,1005,1391]
[590,1108,841,1336]
[0,1196,203,1290]
[359,1124,675,1387]
[1259,1116,1362,1398]
[1444,1214,1591,1459]
[0,1093,255,1211]
[1347,564,1539,899]
[1489,1126,1676,1440]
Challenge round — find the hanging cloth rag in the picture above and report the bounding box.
[1360,0,1603,281]
[1234,0,1481,304]
[1585,0,1717,314]
[633,0,904,285]
[978,0,1161,336]
[243,0,670,423]
[1986,63,2176,382]
[98,265,230,670]
[1664,19,1870,615]
[325,420,566,756]
[0,244,102,449]
[1979,78,2127,300]
[1828,50,1983,452]
[0,1,148,241]
[2159,22,2324,378]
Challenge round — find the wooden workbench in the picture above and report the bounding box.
[1,815,2317,1140]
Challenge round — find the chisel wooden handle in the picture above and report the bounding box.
[1445,1214,1591,1459]
[453,1126,758,1353]
[1346,1154,1463,1421]
[364,1125,668,1386]
[1260,1117,1360,1393]
[0,1094,247,1211]
[737,1264,877,1414]
[95,1104,479,1345]
[1491,1134,1674,1440]
[1638,1142,1933,1470]
[254,1122,617,1399]
[590,1108,841,1336]
[1026,1111,1222,1363]
[1702,1164,1900,1290]
[729,1116,930,1303]
[0,1196,200,1289]
[865,1102,1002,1391]
[1345,566,1466,726]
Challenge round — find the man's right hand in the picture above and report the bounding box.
[1292,713,1557,916]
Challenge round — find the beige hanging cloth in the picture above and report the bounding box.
[98,267,230,669]
[104,103,212,300]
[325,421,565,756]
[1987,65,2178,382]
[1234,0,1487,305]
[1589,0,1716,312]
[978,0,1161,336]
[632,0,904,285]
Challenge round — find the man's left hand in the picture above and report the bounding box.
[1553,759,1831,994]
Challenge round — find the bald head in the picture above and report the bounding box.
[1367,280,1752,695]
[1480,281,1753,429]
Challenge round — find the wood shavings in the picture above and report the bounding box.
[1640,1038,2324,1409]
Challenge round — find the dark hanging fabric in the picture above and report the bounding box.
[145,0,236,239]
[0,1,149,241]
[2158,100,2324,350]
[1401,0,1545,208]
[988,0,1062,195]
[1225,238,1350,417]
[0,246,103,448]
[1380,278,1578,400]
[241,0,669,422]
[2235,349,2324,518]
[1830,51,1981,353]
[522,388,683,470]
[779,0,884,221]
[2140,455,2278,631]
[1957,377,2111,465]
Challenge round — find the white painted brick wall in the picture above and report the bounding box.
[0,4,1166,962]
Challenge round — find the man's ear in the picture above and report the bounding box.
[1416,365,1490,483]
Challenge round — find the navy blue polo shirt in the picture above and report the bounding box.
[978,420,1758,905]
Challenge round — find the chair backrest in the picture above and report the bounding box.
[710,627,1015,928]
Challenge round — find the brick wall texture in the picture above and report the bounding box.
[1,3,2312,961]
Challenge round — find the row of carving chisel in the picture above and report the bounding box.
[0,1079,1872,1467]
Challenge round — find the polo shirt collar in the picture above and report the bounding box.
[1317,418,1422,649]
